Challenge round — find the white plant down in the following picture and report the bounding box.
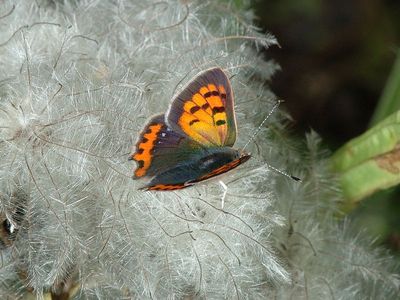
[0,0,398,299]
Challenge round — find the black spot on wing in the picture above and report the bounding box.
[137,160,144,168]
[204,90,220,98]
[201,103,210,110]
[190,106,201,114]
[212,106,225,114]
[189,119,200,126]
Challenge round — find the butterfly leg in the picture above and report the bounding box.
[219,180,228,208]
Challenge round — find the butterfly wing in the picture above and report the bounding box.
[131,114,201,179]
[166,67,237,147]
[143,149,251,191]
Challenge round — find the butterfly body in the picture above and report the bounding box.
[131,68,250,191]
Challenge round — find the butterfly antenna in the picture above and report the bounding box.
[264,160,301,181]
[242,100,301,182]
[241,100,282,152]
[252,156,300,181]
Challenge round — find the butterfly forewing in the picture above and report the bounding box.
[166,68,237,147]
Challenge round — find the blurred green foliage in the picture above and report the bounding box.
[331,110,400,209]
[252,0,400,255]
[370,50,400,126]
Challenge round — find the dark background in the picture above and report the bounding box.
[252,0,400,254]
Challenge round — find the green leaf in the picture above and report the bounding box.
[331,111,400,210]
[369,49,400,126]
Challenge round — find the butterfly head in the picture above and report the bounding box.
[234,149,251,164]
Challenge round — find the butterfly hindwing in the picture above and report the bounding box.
[131,114,201,179]
[166,68,237,147]
[142,147,251,191]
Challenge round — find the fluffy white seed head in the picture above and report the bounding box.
[0,1,398,299]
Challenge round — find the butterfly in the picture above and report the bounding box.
[130,67,251,191]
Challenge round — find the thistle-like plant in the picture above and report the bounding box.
[0,1,398,299]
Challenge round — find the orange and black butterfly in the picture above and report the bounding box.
[131,67,251,191]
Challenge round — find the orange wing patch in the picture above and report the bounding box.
[145,183,188,191]
[133,123,162,177]
[178,84,228,146]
